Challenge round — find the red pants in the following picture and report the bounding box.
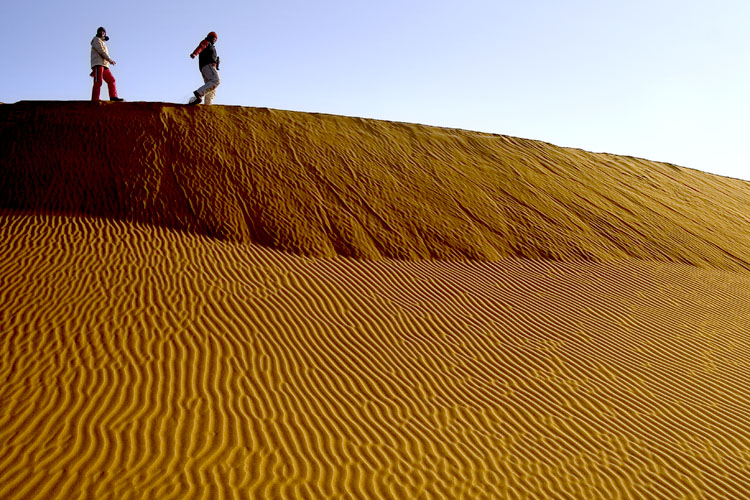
[91,66,118,101]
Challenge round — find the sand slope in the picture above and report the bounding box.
[1,101,749,268]
[2,101,750,499]
[2,214,750,499]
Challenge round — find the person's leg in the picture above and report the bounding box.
[204,88,216,105]
[102,68,118,99]
[196,67,210,97]
[204,65,219,104]
[195,65,220,104]
[91,66,103,101]
[190,70,208,104]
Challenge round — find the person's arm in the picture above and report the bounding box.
[190,40,209,58]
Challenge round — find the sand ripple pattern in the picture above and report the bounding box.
[2,213,750,499]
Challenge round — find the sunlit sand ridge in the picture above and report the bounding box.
[2,101,749,267]
[1,101,750,499]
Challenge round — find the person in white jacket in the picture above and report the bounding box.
[90,27,123,102]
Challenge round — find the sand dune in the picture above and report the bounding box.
[2,101,749,268]
[1,101,750,499]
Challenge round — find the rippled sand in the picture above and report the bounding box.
[1,102,750,498]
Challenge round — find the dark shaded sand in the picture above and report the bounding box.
[1,101,750,498]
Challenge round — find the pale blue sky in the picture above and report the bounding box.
[3,0,749,180]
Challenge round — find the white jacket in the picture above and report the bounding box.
[90,36,113,68]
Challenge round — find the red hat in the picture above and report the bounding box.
[207,31,218,40]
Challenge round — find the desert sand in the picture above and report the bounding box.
[1,101,750,499]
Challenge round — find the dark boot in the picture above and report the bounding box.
[188,91,202,106]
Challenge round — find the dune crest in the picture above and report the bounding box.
[1,101,749,268]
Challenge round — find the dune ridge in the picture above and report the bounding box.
[1,101,749,269]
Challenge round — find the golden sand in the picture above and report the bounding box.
[1,101,750,498]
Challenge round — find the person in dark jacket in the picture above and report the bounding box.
[90,27,123,101]
[188,31,220,105]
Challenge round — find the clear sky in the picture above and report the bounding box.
[3,0,749,181]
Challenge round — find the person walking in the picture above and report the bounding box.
[90,27,123,102]
[188,31,220,105]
